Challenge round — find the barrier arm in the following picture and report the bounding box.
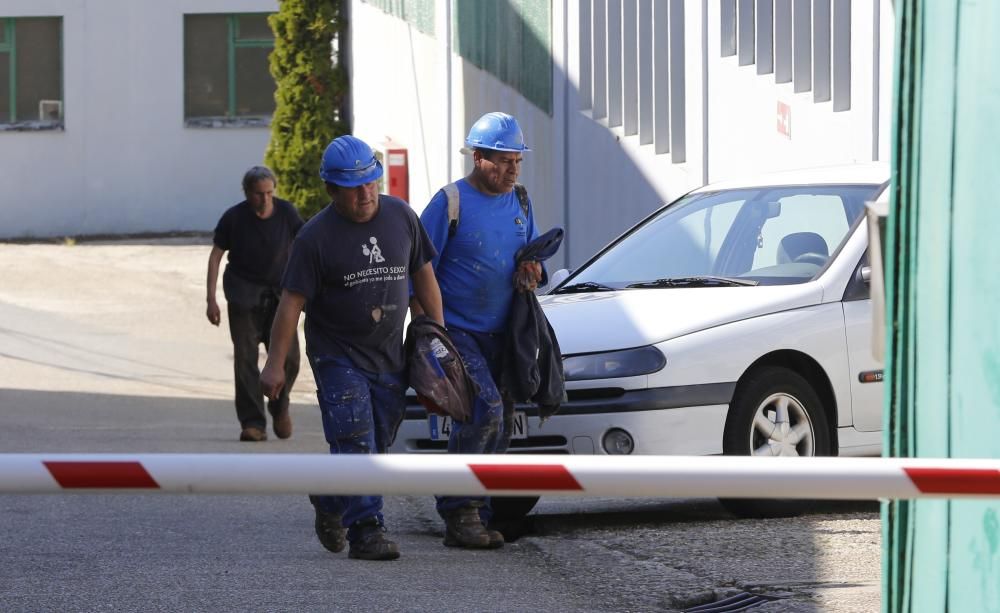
[2,454,1000,499]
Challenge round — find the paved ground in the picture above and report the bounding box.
[0,238,882,612]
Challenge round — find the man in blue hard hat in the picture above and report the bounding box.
[261,134,444,561]
[206,165,303,442]
[411,112,544,549]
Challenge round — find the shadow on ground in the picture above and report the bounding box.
[0,388,325,453]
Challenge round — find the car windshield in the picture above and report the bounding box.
[560,183,882,290]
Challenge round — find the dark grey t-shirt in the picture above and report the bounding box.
[282,195,436,373]
[213,198,303,287]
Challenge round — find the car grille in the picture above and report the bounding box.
[565,387,625,401]
[411,436,569,452]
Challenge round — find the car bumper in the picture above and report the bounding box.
[388,384,734,456]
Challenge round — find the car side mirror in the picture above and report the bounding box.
[860,265,872,284]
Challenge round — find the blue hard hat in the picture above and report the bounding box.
[319,135,384,187]
[463,112,531,153]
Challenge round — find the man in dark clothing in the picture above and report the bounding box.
[261,135,444,561]
[206,166,303,442]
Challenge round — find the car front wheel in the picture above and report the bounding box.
[720,366,832,517]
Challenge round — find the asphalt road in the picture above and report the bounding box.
[0,239,881,612]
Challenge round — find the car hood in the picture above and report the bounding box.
[539,284,824,354]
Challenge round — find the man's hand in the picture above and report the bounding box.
[514,260,543,292]
[260,359,285,400]
[206,299,221,326]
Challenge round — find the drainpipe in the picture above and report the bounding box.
[562,0,571,267]
[872,0,880,161]
[701,0,709,186]
[445,0,453,180]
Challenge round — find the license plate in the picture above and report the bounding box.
[428,411,528,441]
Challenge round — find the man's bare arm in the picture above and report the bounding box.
[206,246,225,326]
[410,262,444,325]
[261,290,306,399]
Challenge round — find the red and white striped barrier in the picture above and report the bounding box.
[2,454,1000,499]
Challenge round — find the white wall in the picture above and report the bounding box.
[348,0,567,249]
[348,1,894,271]
[704,1,889,178]
[348,2,449,217]
[561,2,706,267]
[0,0,278,239]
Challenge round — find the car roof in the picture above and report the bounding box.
[691,162,890,193]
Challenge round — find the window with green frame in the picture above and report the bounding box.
[183,13,275,124]
[0,16,63,128]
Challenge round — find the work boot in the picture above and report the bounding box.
[485,527,505,549]
[443,506,492,549]
[239,426,267,442]
[348,518,400,561]
[313,507,346,553]
[271,408,292,439]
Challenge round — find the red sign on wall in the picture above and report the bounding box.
[777,101,791,139]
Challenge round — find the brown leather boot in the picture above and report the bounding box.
[272,408,292,439]
[443,506,492,549]
[485,527,505,549]
[239,426,267,442]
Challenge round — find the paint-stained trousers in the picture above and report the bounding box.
[435,326,513,520]
[308,354,407,543]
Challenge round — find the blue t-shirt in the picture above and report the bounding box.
[282,195,435,373]
[421,179,539,333]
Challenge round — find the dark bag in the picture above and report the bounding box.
[404,316,477,422]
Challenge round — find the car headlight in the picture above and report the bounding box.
[562,346,666,381]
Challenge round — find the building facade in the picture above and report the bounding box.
[1,0,894,252]
[349,0,894,269]
[0,0,280,239]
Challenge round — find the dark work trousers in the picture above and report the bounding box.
[308,354,407,543]
[227,293,300,430]
[435,326,513,521]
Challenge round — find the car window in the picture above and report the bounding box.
[681,199,743,261]
[751,194,849,270]
[565,183,880,289]
[573,196,745,284]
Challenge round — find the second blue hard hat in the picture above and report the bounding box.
[463,112,531,153]
[319,135,384,187]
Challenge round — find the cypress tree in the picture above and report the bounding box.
[266,0,348,218]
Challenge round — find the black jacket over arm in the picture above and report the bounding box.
[503,228,566,420]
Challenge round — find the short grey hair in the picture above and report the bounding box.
[242,166,277,192]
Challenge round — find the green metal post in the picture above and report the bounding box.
[885,0,1000,611]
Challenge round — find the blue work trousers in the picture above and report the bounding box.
[436,327,513,520]
[308,354,407,543]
